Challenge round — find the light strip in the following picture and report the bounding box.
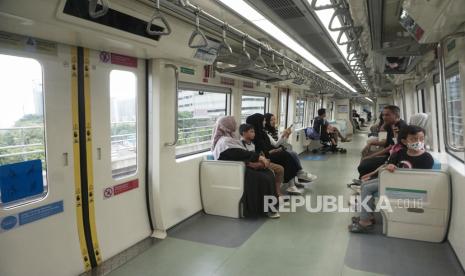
[364,97,374,103]
[311,0,368,91]
[218,0,357,93]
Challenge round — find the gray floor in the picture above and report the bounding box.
[106,133,465,276]
[169,212,266,248]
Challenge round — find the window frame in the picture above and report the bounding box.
[441,64,464,162]
[240,91,270,122]
[294,97,307,129]
[109,69,139,179]
[0,54,48,209]
[278,88,289,129]
[176,82,232,158]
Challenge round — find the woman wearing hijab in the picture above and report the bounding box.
[264,113,318,182]
[211,116,280,219]
[246,113,302,195]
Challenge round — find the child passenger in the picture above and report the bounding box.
[240,123,286,198]
[349,125,434,233]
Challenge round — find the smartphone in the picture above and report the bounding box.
[288,124,294,129]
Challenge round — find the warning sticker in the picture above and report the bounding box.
[100,51,138,68]
[103,179,139,199]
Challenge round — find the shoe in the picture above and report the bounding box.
[267,212,280,219]
[286,186,302,195]
[295,182,305,188]
[297,172,317,182]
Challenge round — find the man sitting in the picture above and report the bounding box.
[313,108,349,151]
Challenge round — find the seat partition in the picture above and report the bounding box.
[379,169,451,242]
[200,159,245,218]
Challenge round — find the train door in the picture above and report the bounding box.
[87,49,150,261]
[0,43,85,275]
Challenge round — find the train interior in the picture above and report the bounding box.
[0,0,465,275]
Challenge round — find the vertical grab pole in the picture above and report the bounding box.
[164,64,179,147]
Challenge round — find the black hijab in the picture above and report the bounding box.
[246,113,273,156]
[264,113,279,141]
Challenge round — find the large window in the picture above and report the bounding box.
[295,97,307,128]
[176,83,231,157]
[444,69,464,157]
[0,54,47,206]
[110,70,137,179]
[278,88,289,131]
[241,93,269,122]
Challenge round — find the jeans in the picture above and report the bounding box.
[286,150,303,171]
[360,178,379,220]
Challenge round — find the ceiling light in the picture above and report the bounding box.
[218,0,357,93]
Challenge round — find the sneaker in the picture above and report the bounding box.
[286,186,302,195]
[267,212,280,219]
[297,173,317,182]
[295,182,305,188]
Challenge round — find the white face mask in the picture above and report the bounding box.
[392,137,397,144]
[407,141,425,151]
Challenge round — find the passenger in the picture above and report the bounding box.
[211,116,280,219]
[357,105,407,178]
[264,113,318,182]
[368,112,384,137]
[349,125,434,233]
[240,123,286,198]
[246,113,302,195]
[313,108,350,150]
[352,109,367,127]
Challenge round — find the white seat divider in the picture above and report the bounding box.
[379,169,451,242]
[200,160,245,218]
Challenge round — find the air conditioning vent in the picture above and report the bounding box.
[263,0,304,19]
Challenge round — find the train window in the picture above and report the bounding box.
[110,70,137,179]
[241,92,269,123]
[444,69,464,159]
[295,97,307,128]
[0,54,48,207]
[278,88,289,130]
[176,83,231,157]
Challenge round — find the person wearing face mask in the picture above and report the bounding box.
[348,125,434,233]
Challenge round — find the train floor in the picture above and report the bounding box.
[96,133,464,276]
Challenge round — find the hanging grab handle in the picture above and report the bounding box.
[310,0,342,10]
[242,35,251,60]
[270,53,280,73]
[89,0,109,19]
[279,59,290,77]
[147,0,172,36]
[218,24,233,55]
[188,7,208,48]
[255,45,268,69]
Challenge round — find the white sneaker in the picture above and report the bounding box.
[307,173,318,181]
[267,212,280,219]
[286,186,302,195]
[297,172,317,182]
